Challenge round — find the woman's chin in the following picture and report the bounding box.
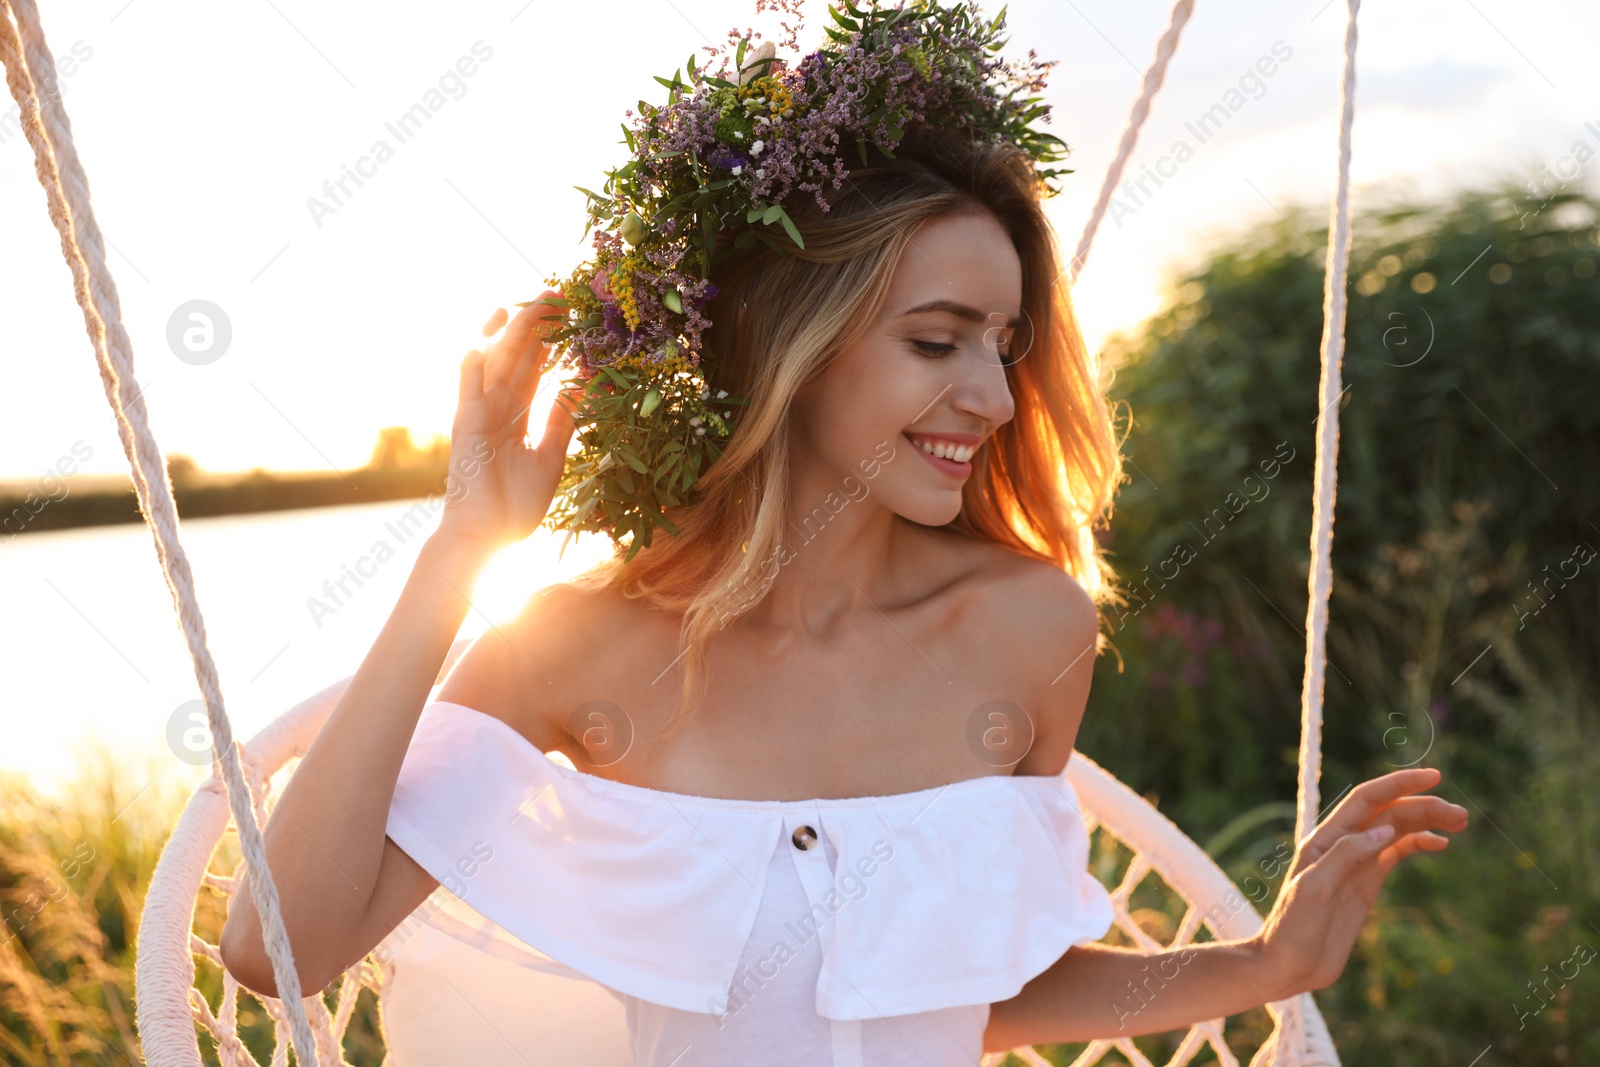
[890,495,965,529]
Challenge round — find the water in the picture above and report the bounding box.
[0,499,613,802]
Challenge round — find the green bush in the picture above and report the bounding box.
[1067,180,1600,1063]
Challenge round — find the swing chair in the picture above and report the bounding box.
[0,0,1361,1060]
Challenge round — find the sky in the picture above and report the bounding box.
[1,0,1596,483]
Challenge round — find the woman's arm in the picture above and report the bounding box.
[220,296,576,997]
[986,937,1284,1048]
[218,530,493,996]
[985,766,1469,1051]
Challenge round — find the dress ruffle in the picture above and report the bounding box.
[385,700,1114,1020]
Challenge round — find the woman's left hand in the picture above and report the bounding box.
[1253,766,1469,1000]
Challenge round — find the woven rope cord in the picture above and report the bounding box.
[1067,0,1197,285]
[1297,0,1361,850]
[1274,3,1362,1054]
[0,1,320,1061]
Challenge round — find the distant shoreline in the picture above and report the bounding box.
[0,462,451,537]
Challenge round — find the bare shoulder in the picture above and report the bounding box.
[933,530,1099,645]
[435,578,622,753]
[932,531,1102,776]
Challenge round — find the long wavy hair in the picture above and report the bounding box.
[567,128,1126,739]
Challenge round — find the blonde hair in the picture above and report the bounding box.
[567,129,1125,738]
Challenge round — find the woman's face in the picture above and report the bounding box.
[789,208,1022,528]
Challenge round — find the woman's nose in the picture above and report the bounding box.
[953,343,1015,427]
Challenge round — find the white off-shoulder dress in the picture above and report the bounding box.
[380,700,1114,1066]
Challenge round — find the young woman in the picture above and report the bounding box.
[220,126,1466,1066]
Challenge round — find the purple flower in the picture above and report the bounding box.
[602,302,630,339]
[708,144,751,172]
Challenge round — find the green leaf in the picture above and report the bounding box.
[614,443,649,473]
[772,205,805,250]
[735,228,757,249]
[639,388,662,418]
[662,288,684,314]
[762,203,783,225]
[747,205,765,224]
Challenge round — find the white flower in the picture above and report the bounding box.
[731,165,742,175]
[716,389,728,398]
[755,167,765,179]
[689,416,702,426]
[695,426,707,436]
[750,139,765,157]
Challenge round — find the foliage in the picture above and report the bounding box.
[1065,179,1600,1062]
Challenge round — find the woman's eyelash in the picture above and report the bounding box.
[911,339,1016,366]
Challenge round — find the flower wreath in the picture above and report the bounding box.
[523,0,1070,562]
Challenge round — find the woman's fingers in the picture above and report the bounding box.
[458,348,487,409]
[507,292,564,397]
[482,307,509,338]
[1303,768,1448,855]
[532,380,581,461]
[1362,794,1469,838]
[1300,821,1392,902]
[1378,829,1453,876]
[483,299,551,393]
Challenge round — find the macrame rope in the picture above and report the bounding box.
[0,2,320,1062]
[1067,0,1196,285]
[1261,3,1361,1062]
[1296,0,1359,853]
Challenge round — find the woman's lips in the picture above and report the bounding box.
[904,431,972,478]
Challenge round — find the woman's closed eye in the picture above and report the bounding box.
[910,338,1015,367]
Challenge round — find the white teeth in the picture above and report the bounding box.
[910,436,976,463]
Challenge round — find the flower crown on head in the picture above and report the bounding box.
[523,0,1069,562]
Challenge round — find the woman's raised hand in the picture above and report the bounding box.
[1253,766,1469,1000]
[436,290,581,551]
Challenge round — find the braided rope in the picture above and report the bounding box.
[1296,0,1360,852]
[1067,0,1196,285]
[0,1,320,1061]
[1280,8,1362,1059]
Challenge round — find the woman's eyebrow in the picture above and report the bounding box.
[899,298,1023,327]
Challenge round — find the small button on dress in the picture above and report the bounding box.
[385,700,1116,1067]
